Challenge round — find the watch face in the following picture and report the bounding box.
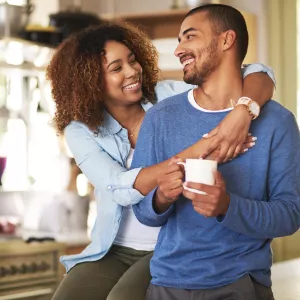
[249,101,260,115]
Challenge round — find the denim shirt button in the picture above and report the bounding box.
[106,185,112,191]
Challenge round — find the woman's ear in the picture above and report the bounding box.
[221,30,237,51]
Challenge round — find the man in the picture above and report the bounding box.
[132,4,300,300]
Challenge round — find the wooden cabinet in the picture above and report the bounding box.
[272,230,300,263]
[0,241,66,300]
[103,9,257,80]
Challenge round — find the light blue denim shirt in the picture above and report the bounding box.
[61,64,275,272]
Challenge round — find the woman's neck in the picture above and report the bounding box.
[106,103,145,132]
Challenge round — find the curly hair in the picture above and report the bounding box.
[46,22,160,134]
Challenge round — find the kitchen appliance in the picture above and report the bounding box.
[0,2,34,38]
[49,9,102,42]
[22,24,62,47]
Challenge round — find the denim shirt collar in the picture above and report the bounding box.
[102,100,154,136]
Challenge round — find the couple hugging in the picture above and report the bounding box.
[49,3,300,300]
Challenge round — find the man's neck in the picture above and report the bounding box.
[194,64,243,111]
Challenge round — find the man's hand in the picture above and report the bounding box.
[202,105,254,163]
[154,157,184,213]
[182,170,230,218]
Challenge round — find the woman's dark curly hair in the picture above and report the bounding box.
[46,21,160,133]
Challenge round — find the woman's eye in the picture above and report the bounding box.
[130,58,137,64]
[112,67,122,72]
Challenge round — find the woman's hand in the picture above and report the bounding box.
[205,134,256,162]
[201,105,256,163]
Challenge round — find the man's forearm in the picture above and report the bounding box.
[218,193,299,239]
[133,189,174,227]
[153,189,173,214]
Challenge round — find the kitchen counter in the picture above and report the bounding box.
[21,230,90,246]
[272,258,300,299]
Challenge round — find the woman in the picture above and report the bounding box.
[47,22,275,300]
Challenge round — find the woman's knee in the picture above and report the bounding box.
[52,261,120,300]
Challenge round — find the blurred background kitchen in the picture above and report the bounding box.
[0,0,299,299]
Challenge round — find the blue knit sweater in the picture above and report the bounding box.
[132,91,300,289]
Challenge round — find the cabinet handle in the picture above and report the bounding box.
[0,288,53,300]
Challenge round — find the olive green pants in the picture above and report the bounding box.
[51,245,153,300]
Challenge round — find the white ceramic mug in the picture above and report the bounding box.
[177,159,217,194]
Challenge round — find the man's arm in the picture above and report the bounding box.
[218,112,300,238]
[183,111,300,238]
[131,111,174,227]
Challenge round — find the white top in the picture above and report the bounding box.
[188,89,233,112]
[114,148,160,251]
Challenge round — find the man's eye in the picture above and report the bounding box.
[187,35,194,40]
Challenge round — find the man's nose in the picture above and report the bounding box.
[174,44,185,58]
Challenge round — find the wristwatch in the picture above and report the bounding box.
[235,97,260,120]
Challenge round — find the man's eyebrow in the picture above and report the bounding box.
[178,28,197,42]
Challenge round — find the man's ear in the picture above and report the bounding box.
[221,30,237,51]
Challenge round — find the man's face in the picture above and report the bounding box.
[175,12,221,86]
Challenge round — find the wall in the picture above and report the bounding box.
[221,0,268,64]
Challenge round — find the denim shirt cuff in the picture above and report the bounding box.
[242,63,276,86]
[110,167,145,206]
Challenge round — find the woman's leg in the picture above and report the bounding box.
[51,250,129,300]
[107,252,153,300]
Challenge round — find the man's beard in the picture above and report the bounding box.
[183,38,219,86]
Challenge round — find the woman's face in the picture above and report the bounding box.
[102,41,143,107]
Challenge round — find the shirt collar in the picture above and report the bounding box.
[102,100,154,136]
[103,110,122,135]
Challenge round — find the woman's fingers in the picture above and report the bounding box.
[245,135,257,144]
[203,126,219,139]
[243,141,256,150]
[223,146,236,163]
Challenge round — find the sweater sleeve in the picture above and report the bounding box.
[217,112,300,238]
[131,111,174,227]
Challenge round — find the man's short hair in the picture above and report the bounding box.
[185,4,249,63]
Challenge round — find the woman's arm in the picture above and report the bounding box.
[65,120,239,206]
[133,135,253,196]
[202,66,275,162]
[65,122,145,206]
[156,63,275,102]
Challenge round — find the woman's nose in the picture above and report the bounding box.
[124,65,138,78]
